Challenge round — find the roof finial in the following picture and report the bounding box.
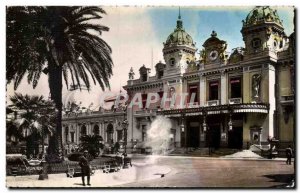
[211,30,217,37]
[176,7,183,29]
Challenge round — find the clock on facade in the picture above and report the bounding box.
[209,50,218,61]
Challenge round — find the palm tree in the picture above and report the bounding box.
[8,93,56,157]
[79,135,104,158]
[7,7,113,155]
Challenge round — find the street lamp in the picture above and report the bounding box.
[202,109,210,155]
[122,119,129,152]
[180,123,185,132]
[228,114,233,131]
[228,106,233,131]
[202,109,207,132]
[122,119,129,168]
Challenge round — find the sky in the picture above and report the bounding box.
[6,6,294,109]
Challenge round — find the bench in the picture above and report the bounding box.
[102,161,122,173]
[67,165,96,178]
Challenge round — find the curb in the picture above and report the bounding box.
[129,154,290,162]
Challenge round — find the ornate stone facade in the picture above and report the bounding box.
[62,6,294,154]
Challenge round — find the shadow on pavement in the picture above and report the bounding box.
[263,174,295,188]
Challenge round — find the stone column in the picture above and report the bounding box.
[101,122,104,138]
[89,123,93,135]
[103,123,106,142]
[87,123,90,135]
[221,70,227,105]
[61,126,65,146]
[113,121,117,143]
[76,124,80,144]
[199,73,206,106]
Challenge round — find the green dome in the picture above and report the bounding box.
[165,16,195,47]
[244,6,283,27]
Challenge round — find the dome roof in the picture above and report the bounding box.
[243,6,283,27]
[164,15,195,47]
[202,30,226,47]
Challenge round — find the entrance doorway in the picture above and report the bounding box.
[228,127,243,149]
[187,117,200,148]
[207,126,221,149]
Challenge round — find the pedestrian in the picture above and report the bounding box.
[79,150,91,186]
[285,145,293,165]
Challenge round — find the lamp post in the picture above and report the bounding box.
[202,109,210,155]
[228,114,233,131]
[122,119,129,154]
[180,113,186,152]
[122,119,129,168]
[228,106,233,131]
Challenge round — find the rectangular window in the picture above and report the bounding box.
[70,132,75,143]
[157,91,164,108]
[230,77,242,98]
[188,85,199,104]
[142,74,147,82]
[142,94,147,109]
[158,71,164,79]
[209,81,219,100]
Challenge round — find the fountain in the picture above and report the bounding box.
[145,116,172,155]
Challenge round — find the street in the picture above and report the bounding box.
[118,156,295,188]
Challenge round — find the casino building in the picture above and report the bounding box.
[62,6,295,154]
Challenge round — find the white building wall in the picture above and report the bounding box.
[220,71,228,104]
[199,75,206,106]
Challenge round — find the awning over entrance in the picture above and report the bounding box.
[157,103,269,117]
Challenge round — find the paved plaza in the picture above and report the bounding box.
[6,155,295,188]
[119,156,295,188]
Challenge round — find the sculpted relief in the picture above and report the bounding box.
[252,74,261,101]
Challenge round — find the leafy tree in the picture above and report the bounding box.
[7,6,113,155]
[79,135,104,158]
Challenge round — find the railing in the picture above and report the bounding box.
[229,98,242,104]
[187,102,199,108]
[206,100,219,106]
[63,109,124,118]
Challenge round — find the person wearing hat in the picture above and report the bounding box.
[79,150,91,186]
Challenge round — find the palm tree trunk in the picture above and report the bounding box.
[48,63,63,157]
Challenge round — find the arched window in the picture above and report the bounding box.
[81,125,87,135]
[107,123,114,143]
[65,126,69,143]
[169,58,175,67]
[251,38,262,49]
[93,125,100,136]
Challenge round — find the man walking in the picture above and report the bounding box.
[79,150,91,186]
[285,145,293,165]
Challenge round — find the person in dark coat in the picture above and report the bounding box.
[286,145,293,165]
[79,150,91,186]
